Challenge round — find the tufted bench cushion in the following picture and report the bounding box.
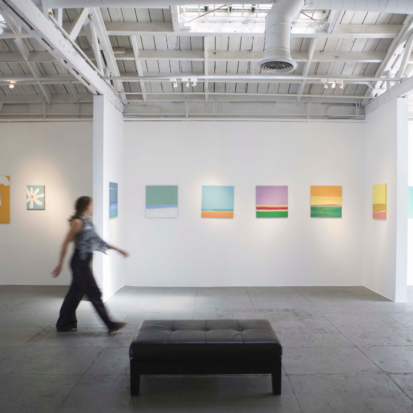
[129,319,282,396]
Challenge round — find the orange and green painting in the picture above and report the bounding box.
[202,185,234,218]
[373,183,387,219]
[0,175,10,224]
[311,186,342,218]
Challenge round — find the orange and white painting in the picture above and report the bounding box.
[0,176,10,223]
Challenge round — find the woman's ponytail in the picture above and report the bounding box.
[69,196,92,224]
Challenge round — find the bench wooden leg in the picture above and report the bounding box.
[130,363,141,396]
[272,359,282,396]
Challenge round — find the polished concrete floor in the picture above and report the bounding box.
[1,285,413,412]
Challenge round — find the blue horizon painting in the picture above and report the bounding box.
[110,182,118,219]
[146,186,178,218]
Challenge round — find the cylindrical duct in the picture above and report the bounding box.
[259,0,304,74]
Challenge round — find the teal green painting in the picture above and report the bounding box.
[146,186,178,218]
[26,185,45,210]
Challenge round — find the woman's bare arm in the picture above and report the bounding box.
[51,219,83,278]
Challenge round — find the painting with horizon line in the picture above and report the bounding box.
[146,185,178,218]
[0,175,10,223]
[256,186,288,218]
[109,182,118,219]
[202,185,234,218]
[311,186,342,218]
[373,183,387,219]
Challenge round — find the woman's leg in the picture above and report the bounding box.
[56,252,85,331]
[77,255,117,331]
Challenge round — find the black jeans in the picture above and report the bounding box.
[56,250,117,331]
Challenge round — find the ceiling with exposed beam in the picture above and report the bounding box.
[0,2,413,121]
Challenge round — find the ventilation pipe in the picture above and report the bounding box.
[259,0,304,74]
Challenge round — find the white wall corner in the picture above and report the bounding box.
[93,94,125,301]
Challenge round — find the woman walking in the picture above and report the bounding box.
[52,196,128,333]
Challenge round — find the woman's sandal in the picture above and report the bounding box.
[108,322,127,333]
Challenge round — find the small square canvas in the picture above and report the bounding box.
[256,186,288,218]
[26,185,45,210]
[409,187,413,219]
[202,185,234,218]
[146,186,178,218]
[373,183,387,219]
[110,182,118,219]
[0,175,10,223]
[311,186,342,218]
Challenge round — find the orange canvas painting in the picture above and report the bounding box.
[0,176,10,224]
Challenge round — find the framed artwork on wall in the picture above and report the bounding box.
[26,186,45,210]
[256,186,288,218]
[373,183,387,219]
[0,175,10,223]
[146,185,178,218]
[311,186,342,218]
[110,182,118,219]
[202,185,234,218]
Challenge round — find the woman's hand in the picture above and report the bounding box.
[117,249,129,258]
[109,245,129,258]
[51,264,62,278]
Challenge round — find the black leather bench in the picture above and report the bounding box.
[129,319,282,396]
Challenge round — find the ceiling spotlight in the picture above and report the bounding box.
[171,78,178,88]
[339,81,344,89]
[191,78,197,87]
[331,82,336,89]
[323,83,328,89]
[186,81,190,88]
[9,82,15,89]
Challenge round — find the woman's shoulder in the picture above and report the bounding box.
[71,217,84,230]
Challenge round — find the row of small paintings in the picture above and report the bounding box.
[0,178,389,224]
[146,184,388,220]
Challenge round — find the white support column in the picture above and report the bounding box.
[93,95,124,301]
[130,35,147,102]
[204,36,209,102]
[364,97,408,302]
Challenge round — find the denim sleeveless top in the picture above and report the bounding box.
[73,215,109,260]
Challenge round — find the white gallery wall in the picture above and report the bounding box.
[0,122,93,286]
[364,98,408,302]
[123,121,366,287]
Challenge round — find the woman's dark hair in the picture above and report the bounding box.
[69,196,92,224]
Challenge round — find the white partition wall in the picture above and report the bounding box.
[364,98,409,302]
[93,95,124,300]
[123,121,366,287]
